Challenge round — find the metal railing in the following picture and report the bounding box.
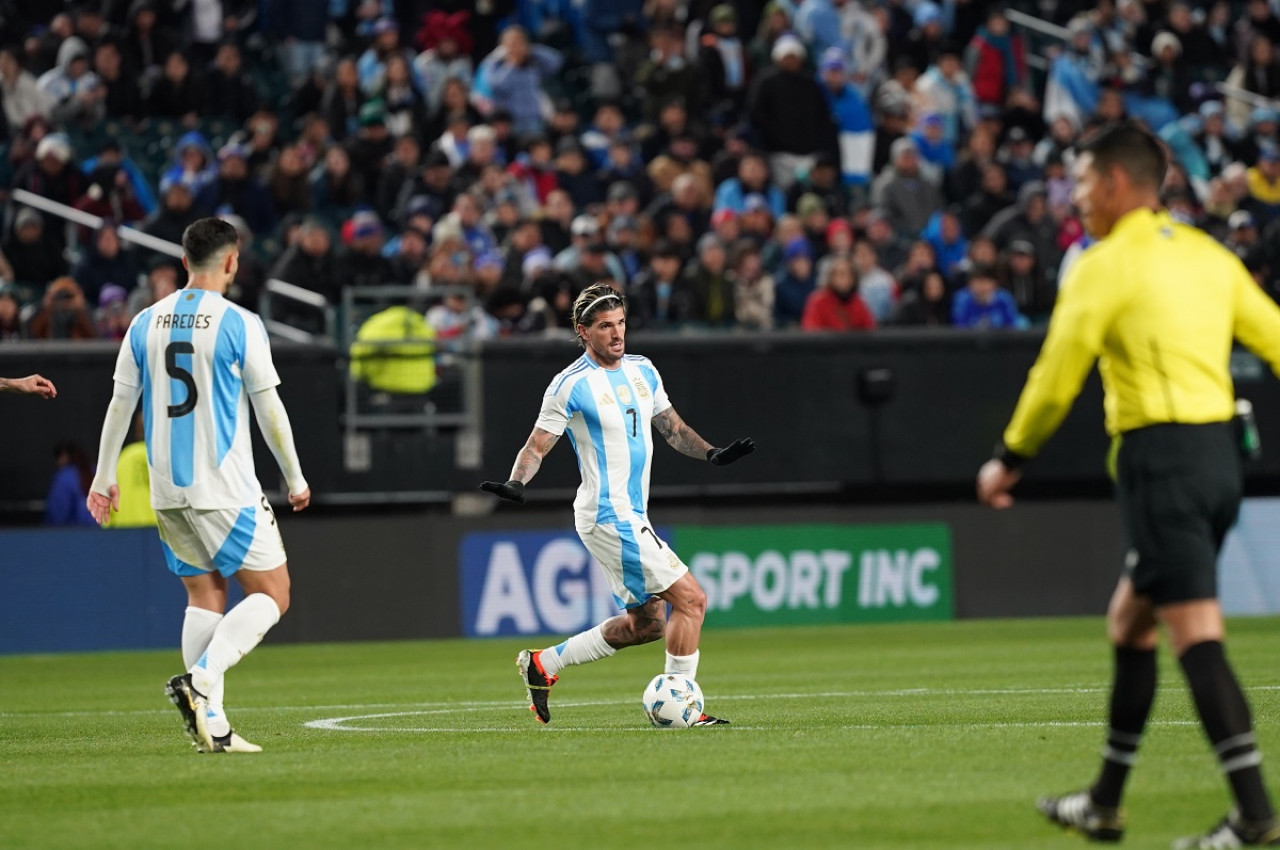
[261,278,337,343]
[11,189,183,257]
[338,283,485,473]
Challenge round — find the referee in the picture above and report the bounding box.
[977,122,1280,848]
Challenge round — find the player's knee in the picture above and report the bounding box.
[682,584,707,622]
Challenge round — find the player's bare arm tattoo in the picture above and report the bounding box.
[510,427,560,483]
[652,407,714,460]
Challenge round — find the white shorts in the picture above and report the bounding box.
[578,517,688,609]
[157,497,287,578]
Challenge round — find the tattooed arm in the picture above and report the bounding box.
[510,426,561,483]
[652,407,714,461]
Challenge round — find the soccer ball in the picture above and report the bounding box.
[642,673,704,728]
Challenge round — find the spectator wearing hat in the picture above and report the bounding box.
[628,239,696,331]
[338,210,397,290]
[998,126,1040,194]
[787,151,849,217]
[159,131,217,199]
[801,252,875,331]
[358,18,413,97]
[950,262,1022,329]
[382,224,431,288]
[902,1,949,74]
[698,4,749,118]
[635,29,703,125]
[1231,107,1279,174]
[552,136,604,209]
[964,6,1029,108]
[144,49,206,123]
[394,147,455,229]
[412,10,475,117]
[1000,239,1054,324]
[911,112,957,176]
[554,214,625,283]
[37,36,104,130]
[871,136,944,237]
[816,48,875,190]
[796,193,831,259]
[1192,101,1243,178]
[1225,210,1261,260]
[195,142,276,235]
[94,283,131,340]
[473,26,563,136]
[1143,30,1195,115]
[3,208,68,291]
[748,33,838,191]
[344,101,395,201]
[981,180,1061,275]
[713,150,786,218]
[11,133,83,250]
[774,236,817,326]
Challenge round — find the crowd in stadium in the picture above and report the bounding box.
[1,0,1279,341]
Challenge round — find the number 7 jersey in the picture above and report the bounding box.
[113,289,281,510]
[535,353,671,530]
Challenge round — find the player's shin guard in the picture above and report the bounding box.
[538,624,616,678]
[1091,646,1157,808]
[1181,640,1276,824]
[190,593,281,703]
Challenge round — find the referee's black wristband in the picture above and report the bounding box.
[992,441,1031,470]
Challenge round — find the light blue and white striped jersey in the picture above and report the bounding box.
[536,353,672,529]
[113,289,281,510]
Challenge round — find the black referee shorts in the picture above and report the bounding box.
[1115,421,1242,605]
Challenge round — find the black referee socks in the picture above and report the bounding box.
[1092,646,1157,808]
[1180,640,1276,824]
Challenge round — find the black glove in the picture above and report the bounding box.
[480,479,526,503]
[706,437,756,466]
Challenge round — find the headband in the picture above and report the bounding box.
[577,293,623,322]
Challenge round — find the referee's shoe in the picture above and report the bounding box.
[1037,790,1124,842]
[1173,811,1280,848]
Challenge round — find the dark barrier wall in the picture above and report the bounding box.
[4,332,1279,510]
[0,500,1124,654]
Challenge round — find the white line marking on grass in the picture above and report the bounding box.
[5,683,1277,721]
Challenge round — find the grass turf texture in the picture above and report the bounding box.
[3,618,1279,849]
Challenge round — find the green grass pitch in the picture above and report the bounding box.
[3,617,1280,849]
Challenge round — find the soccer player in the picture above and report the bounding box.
[977,122,1280,848]
[482,282,755,726]
[86,218,310,754]
[0,374,57,397]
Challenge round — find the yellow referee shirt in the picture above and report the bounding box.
[107,441,158,528]
[1003,208,1280,458]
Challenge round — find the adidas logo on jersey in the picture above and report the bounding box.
[600,393,616,405]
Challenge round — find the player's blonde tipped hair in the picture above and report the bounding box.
[571,283,627,348]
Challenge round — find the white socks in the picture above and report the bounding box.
[538,624,616,678]
[182,607,228,732]
[665,649,699,679]
[189,593,281,729]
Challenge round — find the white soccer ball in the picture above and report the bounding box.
[642,673,704,728]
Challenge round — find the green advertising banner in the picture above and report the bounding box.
[671,523,954,627]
